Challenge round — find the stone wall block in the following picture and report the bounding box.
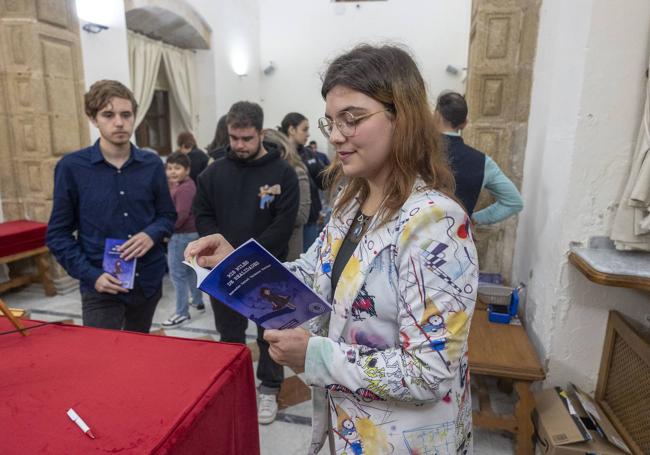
[36,0,72,30]
[16,158,44,196]
[1,23,41,72]
[0,113,17,199]
[42,157,58,198]
[9,112,51,156]
[0,74,7,113]
[3,199,24,220]
[5,72,47,114]
[23,198,50,222]
[519,2,540,65]
[0,1,36,18]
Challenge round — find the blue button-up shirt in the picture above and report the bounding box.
[46,140,176,298]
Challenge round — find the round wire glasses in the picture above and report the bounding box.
[317,109,389,139]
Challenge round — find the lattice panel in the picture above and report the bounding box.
[603,333,650,453]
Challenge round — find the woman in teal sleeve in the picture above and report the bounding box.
[435,90,524,225]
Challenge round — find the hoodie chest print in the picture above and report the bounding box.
[258,184,281,209]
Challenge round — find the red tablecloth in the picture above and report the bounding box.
[0,220,47,257]
[0,318,260,454]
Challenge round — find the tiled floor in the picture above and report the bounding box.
[2,277,516,454]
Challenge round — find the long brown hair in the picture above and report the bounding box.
[263,129,307,172]
[321,44,455,224]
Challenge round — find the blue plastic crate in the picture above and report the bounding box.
[486,289,519,324]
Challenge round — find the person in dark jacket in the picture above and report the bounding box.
[177,131,208,183]
[435,91,523,224]
[193,101,299,425]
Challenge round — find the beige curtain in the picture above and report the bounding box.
[161,43,196,131]
[128,31,162,129]
[127,32,196,131]
[611,58,650,251]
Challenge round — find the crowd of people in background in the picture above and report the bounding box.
[46,43,523,453]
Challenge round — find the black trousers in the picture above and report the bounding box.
[210,296,283,394]
[81,285,162,333]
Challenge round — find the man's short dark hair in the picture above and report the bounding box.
[436,91,468,129]
[166,151,191,169]
[309,140,317,146]
[226,101,263,131]
[85,80,138,118]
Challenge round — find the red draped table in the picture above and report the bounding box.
[0,220,56,296]
[0,318,260,454]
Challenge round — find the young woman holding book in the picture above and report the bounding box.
[186,44,478,455]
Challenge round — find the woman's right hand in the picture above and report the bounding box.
[184,234,234,268]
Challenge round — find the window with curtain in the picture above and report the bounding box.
[135,90,172,156]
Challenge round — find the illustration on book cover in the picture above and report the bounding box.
[103,238,136,289]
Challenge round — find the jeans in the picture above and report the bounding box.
[210,296,283,394]
[303,222,320,253]
[168,232,203,317]
[81,284,161,333]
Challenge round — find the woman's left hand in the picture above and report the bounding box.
[184,234,234,268]
[263,328,310,373]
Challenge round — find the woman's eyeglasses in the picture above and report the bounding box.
[318,109,390,139]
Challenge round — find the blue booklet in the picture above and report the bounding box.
[102,238,136,289]
[184,239,331,329]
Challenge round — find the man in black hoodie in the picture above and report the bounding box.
[193,101,299,425]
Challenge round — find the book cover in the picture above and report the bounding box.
[185,239,331,329]
[102,238,136,289]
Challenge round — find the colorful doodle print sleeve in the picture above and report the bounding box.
[304,195,477,403]
[285,237,320,289]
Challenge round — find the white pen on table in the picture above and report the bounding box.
[67,408,96,439]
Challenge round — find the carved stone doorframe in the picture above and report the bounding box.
[0,0,88,292]
[464,0,541,281]
[0,0,88,222]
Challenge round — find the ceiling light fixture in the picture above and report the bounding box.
[82,22,109,33]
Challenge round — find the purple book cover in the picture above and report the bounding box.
[102,238,136,289]
[185,239,331,329]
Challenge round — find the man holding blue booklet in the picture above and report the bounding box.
[193,101,299,424]
[46,80,176,333]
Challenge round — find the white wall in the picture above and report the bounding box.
[188,0,262,148]
[75,1,467,151]
[76,0,131,143]
[513,0,650,392]
[258,0,470,150]
[74,0,261,149]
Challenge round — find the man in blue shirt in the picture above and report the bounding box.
[434,91,523,225]
[46,80,176,333]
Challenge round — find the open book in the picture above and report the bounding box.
[184,239,331,329]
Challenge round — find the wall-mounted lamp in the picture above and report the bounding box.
[82,22,109,33]
[231,52,249,77]
[263,61,276,76]
[446,65,468,77]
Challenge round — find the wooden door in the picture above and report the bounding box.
[464,0,541,282]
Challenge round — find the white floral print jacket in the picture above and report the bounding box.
[285,182,478,455]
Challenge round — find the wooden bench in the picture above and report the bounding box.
[0,246,56,296]
[469,309,545,454]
